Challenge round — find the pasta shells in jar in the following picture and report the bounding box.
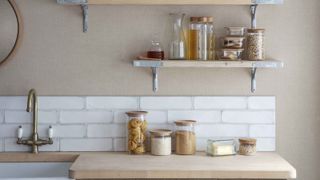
[126,111,148,155]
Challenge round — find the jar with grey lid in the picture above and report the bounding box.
[246,29,265,60]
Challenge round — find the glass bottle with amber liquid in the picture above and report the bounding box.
[147,40,164,60]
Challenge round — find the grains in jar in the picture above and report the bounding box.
[239,138,257,156]
[246,29,265,60]
[149,129,172,156]
[174,120,196,155]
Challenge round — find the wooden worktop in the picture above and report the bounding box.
[69,152,296,179]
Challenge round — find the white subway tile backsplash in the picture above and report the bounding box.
[140,97,192,110]
[53,125,86,138]
[168,111,221,123]
[113,138,126,151]
[0,124,32,138]
[248,97,276,110]
[39,138,60,152]
[38,125,86,138]
[196,124,248,138]
[5,111,58,124]
[39,97,85,110]
[222,111,275,124]
[60,138,113,151]
[194,97,247,110]
[250,125,276,138]
[256,138,276,151]
[87,97,138,110]
[4,138,31,152]
[0,97,26,110]
[87,124,126,138]
[60,111,113,124]
[0,96,276,152]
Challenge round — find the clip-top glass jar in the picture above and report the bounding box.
[174,120,196,155]
[149,129,172,156]
[246,29,265,60]
[126,111,148,155]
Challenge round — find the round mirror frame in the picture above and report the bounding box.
[0,0,23,67]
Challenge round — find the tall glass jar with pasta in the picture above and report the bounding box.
[126,111,148,155]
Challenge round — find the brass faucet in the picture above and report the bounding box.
[17,89,53,154]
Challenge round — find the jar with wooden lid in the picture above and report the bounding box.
[239,138,257,156]
[149,129,172,156]
[174,120,196,155]
[126,111,148,155]
[246,29,265,60]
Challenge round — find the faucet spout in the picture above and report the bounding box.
[27,89,38,136]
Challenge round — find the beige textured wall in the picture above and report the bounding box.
[0,0,319,179]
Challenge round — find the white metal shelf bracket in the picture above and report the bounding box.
[251,67,257,93]
[81,4,88,33]
[250,4,258,28]
[152,67,159,92]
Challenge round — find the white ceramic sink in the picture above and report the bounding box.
[0,162,72,180]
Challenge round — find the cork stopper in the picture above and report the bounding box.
[125,111,148,117]
[174,120,197,126]
[149,129,172,136]
[239,138,257,145]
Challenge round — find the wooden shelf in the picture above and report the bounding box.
[133,60,284,68]
[58,0,284,5]
[133,60,284,93]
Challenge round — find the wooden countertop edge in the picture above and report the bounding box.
[0,152,80,162]
[69,169,296,179]
[0,152,297,179]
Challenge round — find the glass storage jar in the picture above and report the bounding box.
[147,40,164,60]
[149,129,172,156]
[126,111,148,155]
[174,120,196,155]
[239,138,257,156]
[206,139,236,156]
[246,28,265,60]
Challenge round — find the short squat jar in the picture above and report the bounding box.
[174,120,196,155]
[239,138,257,156]
[149,129,172,156]
[126,111,148,155]
[246,29,265,60]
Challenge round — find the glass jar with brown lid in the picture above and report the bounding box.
[126,111,148,155]
[174,120,196,155]
[246,28,265,60]
[239,138,257,156]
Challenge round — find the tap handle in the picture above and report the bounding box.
[48,126,53,139]
[17,126,23,139]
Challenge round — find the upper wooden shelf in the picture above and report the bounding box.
[57,0,284,5]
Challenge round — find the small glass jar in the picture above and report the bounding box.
[174,120,196,155]
[225,27,247,37]
[239,138,257,156]
[246,29,265,60]
[218,49,244,60]
[207,139,236,156]
[126,111,148,155]
[147,40,164,60]
[149,129,172,156]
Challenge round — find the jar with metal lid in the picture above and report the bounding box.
[149,129,172,156]
[126,111,148,155]
[174,120,196,155]
[246,29,265,60]
[239,138,257,156]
